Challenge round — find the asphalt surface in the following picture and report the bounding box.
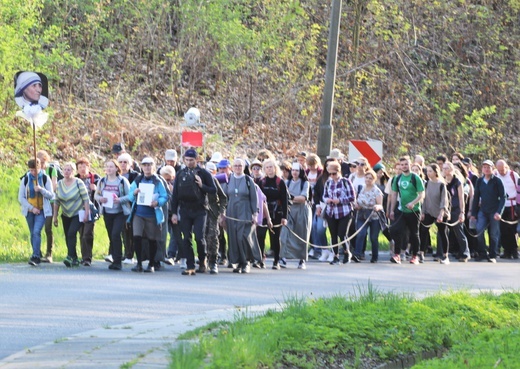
[1,254,520,368]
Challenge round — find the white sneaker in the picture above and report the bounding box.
[104,255,113,263]
[440,257,450,265]
[308,249,315,258]
[122,258,135,265]
[164,258,175,266]
[318,250,329,262]
[298,260,306,270]
[180,258,187,269]
[327,252,335,263]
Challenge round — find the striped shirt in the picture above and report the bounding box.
[323,177,356,219]
[55,178,89,218]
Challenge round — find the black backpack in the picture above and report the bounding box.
[176,168,204,203]
[21,172,48,187]
[49,162,64,181]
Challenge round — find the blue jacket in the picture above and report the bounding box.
[123,174,168,225]
[471,175,506,216]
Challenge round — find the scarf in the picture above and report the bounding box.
[28,171,44,198]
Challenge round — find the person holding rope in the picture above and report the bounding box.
[443,162,471,262]
[320,160,356,265]
[223,159,261,274]
[389,156,425,265]
[351,169,384,263]
[495,159,520,259]
[419,164,450,264]
[470,160,506,263]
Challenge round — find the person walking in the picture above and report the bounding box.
[470,160,506,263]
[18,158,54,266]
[53,162,90,267]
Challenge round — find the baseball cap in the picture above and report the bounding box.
[184,149,198,158]
[482,160,494,167]
[141,156,154,165]
[165,149,178,161]
[205,162,217,172]
[112,143,125,154]
[217,159,231,169]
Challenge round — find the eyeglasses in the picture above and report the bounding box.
[142,163,152,166]
[359,163,366,166]
[252,167,261,170]
[233,165,243,167]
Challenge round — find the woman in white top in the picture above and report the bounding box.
[349,157,371,194]
[352,170,383,263]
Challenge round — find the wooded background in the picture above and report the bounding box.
[1,0,518,165]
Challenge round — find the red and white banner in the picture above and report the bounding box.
[348,140,383,167]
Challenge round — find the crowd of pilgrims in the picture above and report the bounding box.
[19,143,520,274]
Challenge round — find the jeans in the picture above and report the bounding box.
[179,207,207,270]
[327,215,350,256]
[26,212,46,258]
[476,210,500,258]
[311,213,328,253]
[354,218,381,261]
[390,211,420,255]
[103,212,126,264]
[167,220,183,258]
[62,215,82,259]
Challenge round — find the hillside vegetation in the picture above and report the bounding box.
[0,0,518,164]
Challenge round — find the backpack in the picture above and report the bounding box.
[394,173,418,195]
[176,168,204,203]
[21,172,48,187]
[260,176,292,211]
[49,162,64,181]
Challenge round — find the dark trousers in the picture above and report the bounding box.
[327,215,350,256]
[103,212,126,264]
[257,213,283,263]
[62,215,82,259]
[123,224,134,259]
[179,207,207,270]
[167,220,183,258]
[79,221,95,262]
[44,215,54,256]
[500,206,518,257]
[205,213,220,263]
[218,225,227,260]
[448,209,470,258]
[391,211,420,256]
[420,213,448,255]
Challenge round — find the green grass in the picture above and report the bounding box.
[1,164,110,262]
[168,287,520,369]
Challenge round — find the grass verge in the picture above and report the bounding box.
[168,286,520,368]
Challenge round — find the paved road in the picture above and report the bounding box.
[1,255,519,368]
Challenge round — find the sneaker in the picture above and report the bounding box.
[241,263,251,274]
[272,262,280,270]
[390,254,401,264]
[131,264,144,273]
[318,251,329,262]
[327,252,335,263]
[410,256,419,265]
[108,263,122,270]
[104,255,113,263]
[28,256,40,266]
[370,259,377,263]
[41,255,52,263]
[164,258,175,266]
[82,260,91,267]
[343,251,352,264]
[154,262,162,271]
[330,256,340,265]
[458,255,470,262]
[308,249,315,258]
[219,258,228,266]
[63,256,73,268]
[488,258,497,263]
[279,258,287,268]
[71,259,80,267]
[144,264,155,273]
[418,252,425,264]
[179,258,187,269]
[298,260,306,270]
[351,254,360,263]
[122,258,135,265]
[209,263,219,274]
[181,269,196,276]
[440,257,450,265]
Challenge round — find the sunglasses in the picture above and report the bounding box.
[329,172,338,176]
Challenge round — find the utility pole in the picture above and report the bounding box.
[317,0,342,164]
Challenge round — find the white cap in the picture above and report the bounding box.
[205,162,217,172]
[165,149,178,161]
[210,152,223,163]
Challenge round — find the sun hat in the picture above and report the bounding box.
[210,152,223,163]
[327,148,344,160]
